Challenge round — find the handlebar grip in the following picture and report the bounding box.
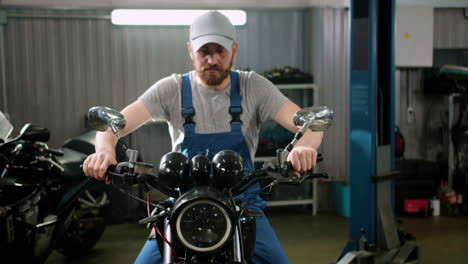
[286,153,324,172]
[317,153,323,162]
[79,164,117,172]
[107,164,116,173]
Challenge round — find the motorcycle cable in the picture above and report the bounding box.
[238,161,328,215]
[238,179,278,216]
[107,175,164,209]
[146,192,179,261]
[238,175,307,216]
[107,168,179,260]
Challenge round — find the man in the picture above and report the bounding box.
[83,10,323,264]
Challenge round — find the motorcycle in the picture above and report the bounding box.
[86,105,333,264]
[0,111,109,263]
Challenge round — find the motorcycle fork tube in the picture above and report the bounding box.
[233,220,244,263]
[163,218,173,264]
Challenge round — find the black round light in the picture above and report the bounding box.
[212,150,244,189]
[175,199,232,252]
[170,187,235,253]
[190,155,211,186]
[158,152,189,188]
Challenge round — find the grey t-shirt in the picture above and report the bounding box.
[138,70,288,160]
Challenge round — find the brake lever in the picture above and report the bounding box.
[278,172,329,185]
[138,210,169,225]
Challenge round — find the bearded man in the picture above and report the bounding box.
[83,11,323,264]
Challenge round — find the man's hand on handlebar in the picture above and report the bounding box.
[287,146,318,177]
[82,151,117,180]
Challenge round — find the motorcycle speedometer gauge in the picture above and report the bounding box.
[175,199,232,253]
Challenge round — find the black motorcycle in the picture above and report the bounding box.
[0,111,109,263]
[86,105,333,264]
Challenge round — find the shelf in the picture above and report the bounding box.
[264,178,319,216]
[275,83,317,108]
[267,199,313,207]
[254,156,276,163]
[275,83,317,90]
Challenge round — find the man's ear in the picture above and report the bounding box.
[231,42,239,57]
[187,42,194,60]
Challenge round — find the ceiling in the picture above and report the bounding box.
[0,0,349,9]
[0,0,467,9]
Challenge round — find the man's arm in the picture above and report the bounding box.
[83,101,152,179]
[274,100,324,175]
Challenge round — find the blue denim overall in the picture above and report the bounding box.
[134,71,289,264]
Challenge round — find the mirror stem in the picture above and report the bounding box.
[117,140,128,152]
[110,123,122,140]
[109,122,129,157]
[278,121,312,170]
[285,121,310,152]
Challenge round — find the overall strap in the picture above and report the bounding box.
[181,73,195,135]
[229,71,242,133]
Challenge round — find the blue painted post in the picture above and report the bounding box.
[345,0,378,253]
[342,0,396,256]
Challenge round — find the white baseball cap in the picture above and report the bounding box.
[190,11,236,52]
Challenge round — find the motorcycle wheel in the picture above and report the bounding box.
[55,186,109,257]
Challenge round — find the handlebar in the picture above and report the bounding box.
[105,163,180,198]
[231,153,328,196]
[44,148,64,157]
[82,152,328,199]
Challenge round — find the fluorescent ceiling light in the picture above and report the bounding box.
[111,9,247,26]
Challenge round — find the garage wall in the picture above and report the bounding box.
[398,8,468,162]
[310,7,349,182]
[434,8,468,49]
[310,7,349,211]
[0,8,310,148]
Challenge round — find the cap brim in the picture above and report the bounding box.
[191,35,233,52]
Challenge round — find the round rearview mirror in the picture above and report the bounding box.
[293,106,334,132]
[88,106,126,132]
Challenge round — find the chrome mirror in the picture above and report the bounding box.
[276,106,334,169]
[88,106,126,133]
[293,106,334,132]
[0,111,13,142]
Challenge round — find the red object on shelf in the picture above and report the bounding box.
[404,199,428,214]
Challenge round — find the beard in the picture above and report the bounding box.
[196,56,233,86]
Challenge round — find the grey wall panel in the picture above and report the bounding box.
[129,122,172,167]
[311,7,349,181]
[434,8,468,49]
[310,7,349,211]
[236,9,310,73]
[5,9,190,147]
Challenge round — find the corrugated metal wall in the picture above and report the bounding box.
[3,8,192,148]
[310,7,349,211]
[434,8,468,49]
[1,8,310,150]
[310,7,349,180]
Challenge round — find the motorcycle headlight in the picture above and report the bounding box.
[212,150,244,189]
[171,187,234,253]
[158,152,189,189]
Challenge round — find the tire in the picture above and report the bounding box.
[56,187,109,257]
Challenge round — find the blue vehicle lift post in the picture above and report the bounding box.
[338,0,420,263]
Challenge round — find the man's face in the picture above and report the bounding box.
[190,43,237,86]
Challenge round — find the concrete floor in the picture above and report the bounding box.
[46,207,468,264]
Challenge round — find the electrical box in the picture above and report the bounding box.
[396,6,434,67]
